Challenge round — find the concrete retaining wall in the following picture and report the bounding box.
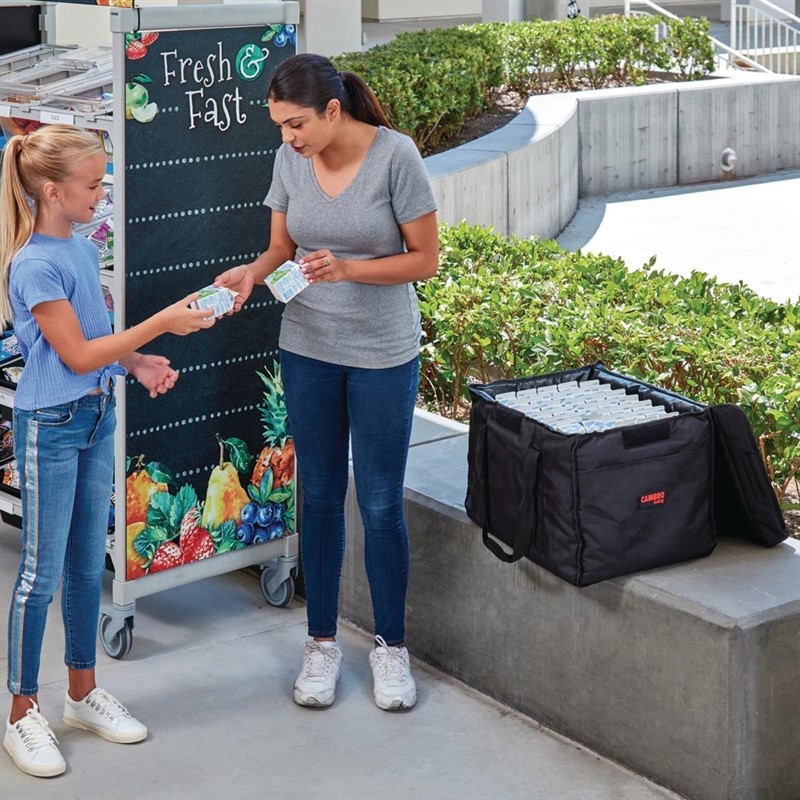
[425,73,800,236]
[339,415,800,800]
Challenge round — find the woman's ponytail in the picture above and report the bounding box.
[269,54,393,130]
[338,70,392,129]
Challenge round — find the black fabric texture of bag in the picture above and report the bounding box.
[466,363,785,586]
[709,404,787,546]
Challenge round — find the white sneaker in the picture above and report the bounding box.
[62,688,147,744]
[369,635,417,711]
[293,641,343,707]
[3,703,66,777]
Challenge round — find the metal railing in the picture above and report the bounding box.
[731,0,800,74]
[622,0,772,72]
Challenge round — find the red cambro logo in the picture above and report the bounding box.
[640,491,666,506]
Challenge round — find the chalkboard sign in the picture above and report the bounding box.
[122,23,296,578]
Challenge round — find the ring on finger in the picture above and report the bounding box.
[324,256,330,267]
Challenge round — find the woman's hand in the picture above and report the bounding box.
[126,353,179,398]
[299,250,347,284]
[215,265,256,312]
[156,293,217,336]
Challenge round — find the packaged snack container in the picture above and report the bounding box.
[265,260,309,303]
[191,285,237,317]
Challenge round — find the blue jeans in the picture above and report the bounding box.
[280,349,418,647]
[7,392,115,696]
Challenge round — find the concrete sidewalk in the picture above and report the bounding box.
[0,523,682,800]
[557,170,800,303]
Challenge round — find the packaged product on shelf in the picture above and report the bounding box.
[265,260,309,303]
[0,117,43,144]
[0,365,23,387]
[0,421,13,462]
[89,217,114,269]
[0,334,20,364]
[2,459,20,492]
[102,286,114,327]
[190,285,238,317]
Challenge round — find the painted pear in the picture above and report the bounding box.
[201,435,249,530]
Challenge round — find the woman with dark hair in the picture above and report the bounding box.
[215,53,438,711]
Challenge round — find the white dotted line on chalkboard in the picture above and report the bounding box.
[126,403,257,438]
[128,252,260,278]
[124,349,279,390]
[171,349,278,378]
[128,202,262,224]
[174,464,215,480]
[127,150,273,169]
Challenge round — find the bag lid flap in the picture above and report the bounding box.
[710,404,787,547]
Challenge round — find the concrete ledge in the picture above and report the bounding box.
[425,73,800,237]
[341,414,800,800]
[425,93,578,239]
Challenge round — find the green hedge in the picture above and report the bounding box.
[333,16,715,155]
[417,223,800,503]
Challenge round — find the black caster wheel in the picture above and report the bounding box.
[99,614,133,659]
[260,568,295,608]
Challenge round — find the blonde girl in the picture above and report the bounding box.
[0,125,214,778]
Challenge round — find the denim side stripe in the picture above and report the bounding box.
[8,416,40,693]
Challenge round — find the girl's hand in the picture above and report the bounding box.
[215,265,255,312]
[157,293,217,335]
[128,354,179,398]
[299,250,346,284]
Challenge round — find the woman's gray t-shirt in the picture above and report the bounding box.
[264,126,437,369]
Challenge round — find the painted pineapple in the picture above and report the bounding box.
[251,361,295,489]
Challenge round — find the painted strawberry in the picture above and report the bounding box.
[149,541,182,573]
[178,507,202,550]
[141,32,159,47]
[126,40,147,60]
[181,529,215,563]
[178,507,215,563]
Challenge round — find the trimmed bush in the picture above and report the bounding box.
[334,16,715,155]
[418,223,799,502]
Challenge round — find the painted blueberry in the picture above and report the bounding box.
[252,527,269,545]
[268,520,285,540]
[241,502,258,525]
[236,522,254,544]
[256,503,275,528]
[274,32,287,47]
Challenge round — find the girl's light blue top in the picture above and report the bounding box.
[9,232,125,411]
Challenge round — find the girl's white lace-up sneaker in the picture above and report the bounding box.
[293,641,344,707]
[369,635,417,711]
[3,703,66,777]
[62,688,147,743]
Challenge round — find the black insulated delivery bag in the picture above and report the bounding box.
[465,363,786,587]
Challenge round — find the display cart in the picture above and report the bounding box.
[0,1,302,659]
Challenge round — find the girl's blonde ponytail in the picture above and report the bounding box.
[0,137,35,327]
[0,125,105,328]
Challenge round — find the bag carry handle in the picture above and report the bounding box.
[480,420,538,563]
[622,420,670,447]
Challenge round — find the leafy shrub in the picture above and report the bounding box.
[334,16,715,155]
[418,223,799,502]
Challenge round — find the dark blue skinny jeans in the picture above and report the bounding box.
[280,349,418,647]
